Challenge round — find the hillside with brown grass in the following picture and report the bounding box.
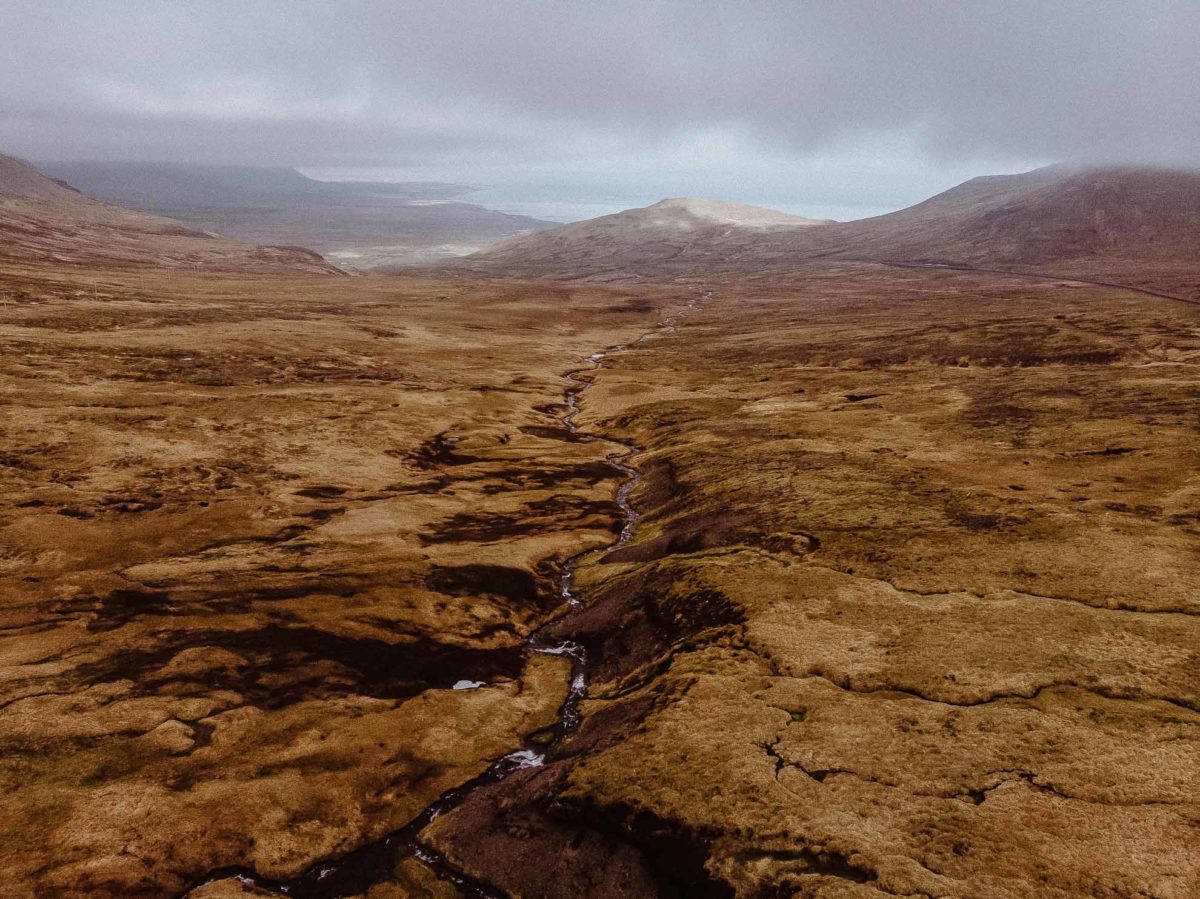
[0,154,342,275]
[457,166,1200,300]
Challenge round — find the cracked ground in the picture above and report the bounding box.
[0,260,1197,898]
[425,263,1200,899]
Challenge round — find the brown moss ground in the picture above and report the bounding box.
[3,259,1197,898]
[0,262,688,897]
[428,263,1200,898]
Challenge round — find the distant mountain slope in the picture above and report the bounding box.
[634,197,828,229]
[795,165,1200,300]
[459,197,829,279]
[41,160,466,207]
[0,154,341,274]
[821,165,1200,266]
[0,153,89,202]
[42,160,555,269]
[451,167,1200,299]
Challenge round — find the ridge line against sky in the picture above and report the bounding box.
[2,0,1197,221]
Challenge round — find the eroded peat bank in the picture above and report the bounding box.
[1,261,1197,898]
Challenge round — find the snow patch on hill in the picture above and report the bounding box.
[648,198,828,229]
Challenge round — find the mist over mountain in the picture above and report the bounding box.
[6,3,1199,218]
[0,152,339,273]
[41,160,554,269]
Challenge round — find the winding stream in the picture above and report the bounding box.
[178,291,707,899]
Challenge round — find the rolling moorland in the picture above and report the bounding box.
[0,153,1197,899]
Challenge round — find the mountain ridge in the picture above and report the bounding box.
[448,196,828,280]
[0,153,342,274]
[448,165,1200,298]
[40,159,555,269]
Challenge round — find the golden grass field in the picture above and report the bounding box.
[0,259,1196,898]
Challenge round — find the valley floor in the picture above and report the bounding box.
[0,262,1196,898]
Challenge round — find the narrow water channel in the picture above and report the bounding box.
[177,291,708,899]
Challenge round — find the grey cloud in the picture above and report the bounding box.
[0,1,1196,211]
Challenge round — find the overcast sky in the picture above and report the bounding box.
[1,1,1197,220]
